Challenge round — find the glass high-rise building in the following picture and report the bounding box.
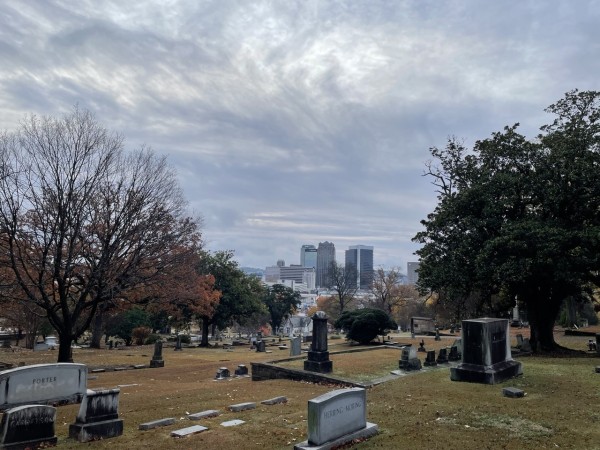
[316,241,336,288]
[345,245,374,289]
[300,244,317,269]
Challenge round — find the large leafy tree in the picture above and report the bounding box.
[196,250,265,346]
[335,308,397,345]
[414,90,600,352]
[263,283,301,334]
[0,108,203,362]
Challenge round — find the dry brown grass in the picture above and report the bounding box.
[2,329,600,449]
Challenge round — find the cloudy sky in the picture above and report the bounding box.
[0,1,598,271]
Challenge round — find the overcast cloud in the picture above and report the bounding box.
[1,1,598,271]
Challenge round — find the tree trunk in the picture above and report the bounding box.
[57,334,74,362]
[527,290,561,352]
[199,318,210,347]
[90,312,104,349]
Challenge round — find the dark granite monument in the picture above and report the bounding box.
[256,340,266,352]
[450,318,522,384]
[150,340,164,368]
[69,389,124,442]
[304,311,332,373]
[0,404,57,449]
[436,347,449,364]
[399,346,421,371]
[424,350,437,367]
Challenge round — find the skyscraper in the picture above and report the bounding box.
[345,245,374,289]
[300,244,317,269]
[316,241,335,288]
[407,262,420,285]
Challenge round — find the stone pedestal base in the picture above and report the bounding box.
[399,358,421,371]
[1,437,58,450]
[450,360,522,384]
[294,422,378,450]
[150,359,164,368]
[304,360,333,374]
[69,419,124,443]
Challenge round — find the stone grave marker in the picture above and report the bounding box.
[174,335,182,351]
[435,329,441,341]
[0,404,57,449]
[502,387,525,398]
[515,334,524,348]
[596,333,600,355]
[234,364,248,376]
[290,336,302,357]
[424,350,437,367]
[189,410,220,420]
[417,340,426,352]
[0,363,87,410]
[228,402,256,412]
[171,425,208,437]
[69,388,124,442]
[261,396,287,405]
[256,340,266,352]
[150,340,164,368]
[520,338,532,353]
[450,318,523,384]
[139,417,175,430]
[304,311,332,373]
[294,387,378,450]
[436,348,449,364]
[215,367,230,380]
[399,346,421,371]
[221,419,245,427]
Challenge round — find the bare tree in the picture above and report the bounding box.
[0,108,203,362]
[369,267,406,315]
[329,261,358,317]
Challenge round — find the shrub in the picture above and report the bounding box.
[132,327,152,345]
[334,308,397,345]
[145,334,162,345]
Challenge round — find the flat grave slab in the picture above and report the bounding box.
[189,410,220,420]
[261,396,288,405]
[171,425,208,437]
[228,402,256,412]
[502,387,525,398]
[221,419,245,427]
[139,418,176,430]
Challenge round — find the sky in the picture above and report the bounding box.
[0,1,598,272]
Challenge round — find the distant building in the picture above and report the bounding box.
[316,241,336,288]
[407,262,420,285]
[345,245,374,289]
[264,263,316,290]
[300,244,317,269]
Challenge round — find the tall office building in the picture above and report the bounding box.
[316,241,336,288]
[407,262,420,285]
[300,244,317,268]
[345,245,374,289]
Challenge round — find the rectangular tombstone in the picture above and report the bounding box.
[69,389,123,442]
[228,402,256,412]
[301,388,378,447]
[0,363,87,411]
[451,318,522,384]
[0,404,57,449]
[290,337,302,357]
[139,418,175,430]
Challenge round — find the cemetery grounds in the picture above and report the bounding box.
[1,328,600,450]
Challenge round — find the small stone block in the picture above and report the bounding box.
[171,425,208,437]
[595,366,600,373]
[502,387,525,398]
[134,364,147,369]
[261,396,288,405]
[221,419,245,427]
[228,402,256,412]
[139,418,176,430]
[91,368,106,373]
[114,367,127,371]
[189,410,221,420]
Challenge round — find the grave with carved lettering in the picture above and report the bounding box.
[450,318,522,384]
[69,388,124,442]
[0,363,87,410]
[303,311,332,374]
[398,346,421,371]
[0,404,57,449]
[294,387,378,450]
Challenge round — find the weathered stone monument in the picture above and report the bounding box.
[149,340,164,368]
[256,340,266,352]
[290,336,302,357]
[0,404,57,449]
[174,335,182,351]
[234,364,248,376]
[69,389,124,442]
[436,347,449,364]
[304,311,332,374]
[294,388,378,450]
[215,367,230,380]
[0,363,87,410]
[450,318,522,384]
[424,350,437,367]
[399,346,421,371]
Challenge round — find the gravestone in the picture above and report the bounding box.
[256,340,266,352]
[234,364,248,376]
[0,363,87,410]
[174,335,182,351]
[215,367,230,380]
[596,333,600,355]
[0,404,57,449]
[290,336,302,357]
[69,388,124,442]
[294,388,378,450]
[424,350,437,367]
[436,348,449,364]
[171,425,207,437]
[399,346,421,371]
[450,318,522,384]
[149,340,164,368]
[304,311,333,374]
[189,410,220,420]
[434,329,441,341]
[417,340,426,352]
[139,418,175,430]
[588,339,597,352]
[515,334,524,349]
[448,339,462,361]
[221,419,245,427]
[228,402,256,412]
[520,338,532,353]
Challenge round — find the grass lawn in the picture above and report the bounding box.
[1,329,600,449]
